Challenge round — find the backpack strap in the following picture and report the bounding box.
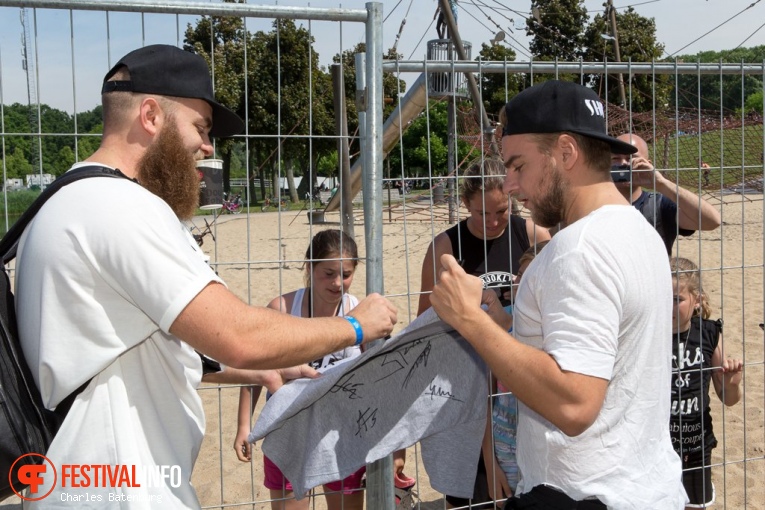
[0,166,135,427]
[0,166,135,264]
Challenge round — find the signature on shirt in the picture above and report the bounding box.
[330,373,364,400]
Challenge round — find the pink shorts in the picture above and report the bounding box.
[263,456,366,495]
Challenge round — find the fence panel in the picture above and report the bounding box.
[381,57,765,510]
[0,1,392,508]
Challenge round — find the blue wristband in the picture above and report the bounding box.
[344,316,364,346]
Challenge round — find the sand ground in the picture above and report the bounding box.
[190,193,765,510]
[2,194,763,509]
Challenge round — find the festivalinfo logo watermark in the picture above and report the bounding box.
[9,453,181,503]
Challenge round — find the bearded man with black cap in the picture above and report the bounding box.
[15,45,396,507]
[431,80,686,509]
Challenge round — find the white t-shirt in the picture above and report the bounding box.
[513,205,686,509]
[16,165,222,508]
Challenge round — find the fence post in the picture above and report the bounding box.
[362,3,394,510]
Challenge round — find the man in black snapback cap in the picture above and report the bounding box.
[101,44,244,139]
[15,44,398,507]
[430,80,686,509]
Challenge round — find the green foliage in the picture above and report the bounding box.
[323,45,407,201]
[77,134,101,161]
[317,152,339,178]
[744,90,764,114]
[476,43,524,117]
[184,7,249,192]
[228,142,246,178]
[411,135,448,173]
[582,6,670,111]
[387,101,473,177]
[184,9,409,198]
[2,189,40,214]
[56,146,76,174]
[186,11,338,199]
[252,19,335,201]
[1,102,103,183]
[673,46,765,112]
[76,106,103,133]
[334,45,406,118]
[333,43,407,158]
[526,0,588,60]
[2,147,33,179]
[0,189,42,235]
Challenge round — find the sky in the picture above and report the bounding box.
[1,0,764,114]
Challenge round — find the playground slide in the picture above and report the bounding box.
[323,73,428,213]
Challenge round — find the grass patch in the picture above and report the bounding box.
[0,189,41,236]
[651,124,764,189]
[1,189,41,215]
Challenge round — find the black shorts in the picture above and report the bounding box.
[444,452,494,509]
[503,485,606,510]
[683,463,715,507]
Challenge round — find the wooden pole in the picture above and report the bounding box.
[332,63,355,239]
[608,0,628,107]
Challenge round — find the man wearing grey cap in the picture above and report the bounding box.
[15,44,396,507]
[431,81,686,509]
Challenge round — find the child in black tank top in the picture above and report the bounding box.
[670,257,743,509]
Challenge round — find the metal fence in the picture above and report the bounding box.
[1,1,765,509]
[380,57,765,510]
[0,0,391,508]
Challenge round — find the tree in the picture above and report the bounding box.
[387,100,473,178]
[1,104,33,162]
[77,128,102,161]
[333,43,407,134]
[582,5,669,112]
[34,104,76,176]
[184,6,248,197]
[55,146,76,175]
[76,105,103,133]
[0,102,103,180]
[744,89,763,114]
[526,0,588,61]
[3,147,33,180]
[673,46,765,113]
[2,103,74,177]
[327,44,407,198]
[249,19,335,203]
[317,151,338,179]
[475,42,524,118]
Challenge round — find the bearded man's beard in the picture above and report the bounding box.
[137,118,200,221]
[529,157,567,229]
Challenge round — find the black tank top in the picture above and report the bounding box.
[445,215,530,306]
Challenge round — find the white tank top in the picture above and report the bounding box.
[291,288,362,370]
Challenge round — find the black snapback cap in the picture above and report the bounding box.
[101,44,244,138]
[502,80,637,155]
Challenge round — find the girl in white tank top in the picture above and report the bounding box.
[235,229,365,510]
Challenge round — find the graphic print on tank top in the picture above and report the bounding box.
[670,318,721,461]
[479,271,515,304]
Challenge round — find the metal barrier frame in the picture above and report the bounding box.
[0,0,392,508]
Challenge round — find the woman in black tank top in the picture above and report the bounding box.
[418,159,550,315]
[416,158,550,509]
